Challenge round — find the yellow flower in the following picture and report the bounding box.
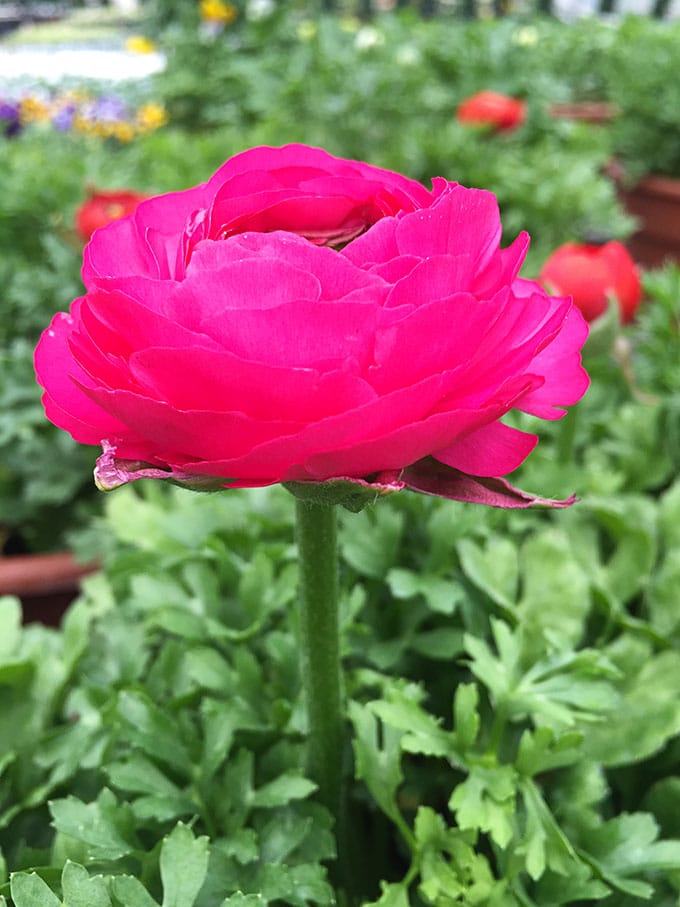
[199,0,238,24]
[339,16,361,32]
[125,35,158,54]
[136,102,169,132]
[19,96,51,123]
[513,26,539,46]
[112,121,135,143]
[296,19,317,40]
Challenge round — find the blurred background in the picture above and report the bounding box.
[0,0,679,560]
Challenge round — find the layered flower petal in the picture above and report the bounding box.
[36,144,589,507]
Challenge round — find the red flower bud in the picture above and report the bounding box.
[456,90,527,132]
[75,189,148,241]
[538,241,641,323]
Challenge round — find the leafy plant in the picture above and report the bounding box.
[2,260,680,903]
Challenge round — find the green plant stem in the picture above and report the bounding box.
[294,499,345,824]
[556,404,579,464]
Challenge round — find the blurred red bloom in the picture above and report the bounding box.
[456,91,527,132]
[538,241,641,323]
[75,189,148,241]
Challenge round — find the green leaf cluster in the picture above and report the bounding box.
[4,269,680,904]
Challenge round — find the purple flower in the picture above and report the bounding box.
[0,101,21,138]
[52,103,77,132]
[89,95,128,122]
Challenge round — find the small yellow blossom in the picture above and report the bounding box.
[200,0,238,23]
[112,122,135,143]
[136,102,169,132]
[125,35,158,54]
[513,25,539,46]
[296,19,318,40]
[339,16,361,32]
[19,96,51,123]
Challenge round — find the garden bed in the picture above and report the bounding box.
[2,8,680,906]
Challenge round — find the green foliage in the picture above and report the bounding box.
[2,270,680,904]
[150,11,633,266]
[2,8,680,904]
[603,18,680,180]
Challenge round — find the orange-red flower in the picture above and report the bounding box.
[539,241,641,323]
[456,91,527,132]
[75,189,148,241]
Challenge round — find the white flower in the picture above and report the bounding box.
[354,26,385,50]
[395,44,421,66]
[246,0,275,20]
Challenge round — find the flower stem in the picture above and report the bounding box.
[294,499,344,824]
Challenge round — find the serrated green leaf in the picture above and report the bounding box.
[362,881,410,907]
[286,863,334,906]
[409,628,465,661]
[370,694,456,761]
[61,861,111,907]
[519,778,577,878]
[457,537,518,613]
[340,507,403,579]
[106,754,183,798]
[449,765,516,849]
[9,874,60,907]
[111,875,160,907]
[386,568,461,615]
[219,895,265,907]
[516,727,584,776]
[49,790,137,861]
[349,701,405,827]
[0,597,21,658]
[116,691,193,777]
[250,773,317,809]
[453,684,480,753]
[583,649,680,764]
[518,530,591,656]
[580,812,680,898]
[589,496,658,607]
[160,823,210,907]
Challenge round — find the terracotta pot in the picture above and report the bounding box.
[615,173,680,269]
[0,551,99,626]
[549,101,618,123]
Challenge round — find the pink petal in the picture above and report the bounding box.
[516,302,590,419]
[79,385,302,461]
[35,305,130,444]
[191,298,380,369]
[394,183,502,268]
[128,346,376,420]
[83,185,208,286]
[433,420,538,477]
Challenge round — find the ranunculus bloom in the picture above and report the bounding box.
[538,241,641,323]
[456,91,527,132]
[36,144,589,508]
[75,189,149,241]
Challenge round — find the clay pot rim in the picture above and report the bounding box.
[549,101,619,122]
[0,550,99,597]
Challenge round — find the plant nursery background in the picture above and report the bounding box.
[1,0,680,905]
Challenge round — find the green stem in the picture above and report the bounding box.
[294,499,344,825]
[556,404,579,464]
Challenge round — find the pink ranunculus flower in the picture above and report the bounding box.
[35,144,589,508]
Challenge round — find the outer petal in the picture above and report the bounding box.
[403,458,576,508]
[82,184,209,286]
[35,305,131,444]
[434,421,538,477]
